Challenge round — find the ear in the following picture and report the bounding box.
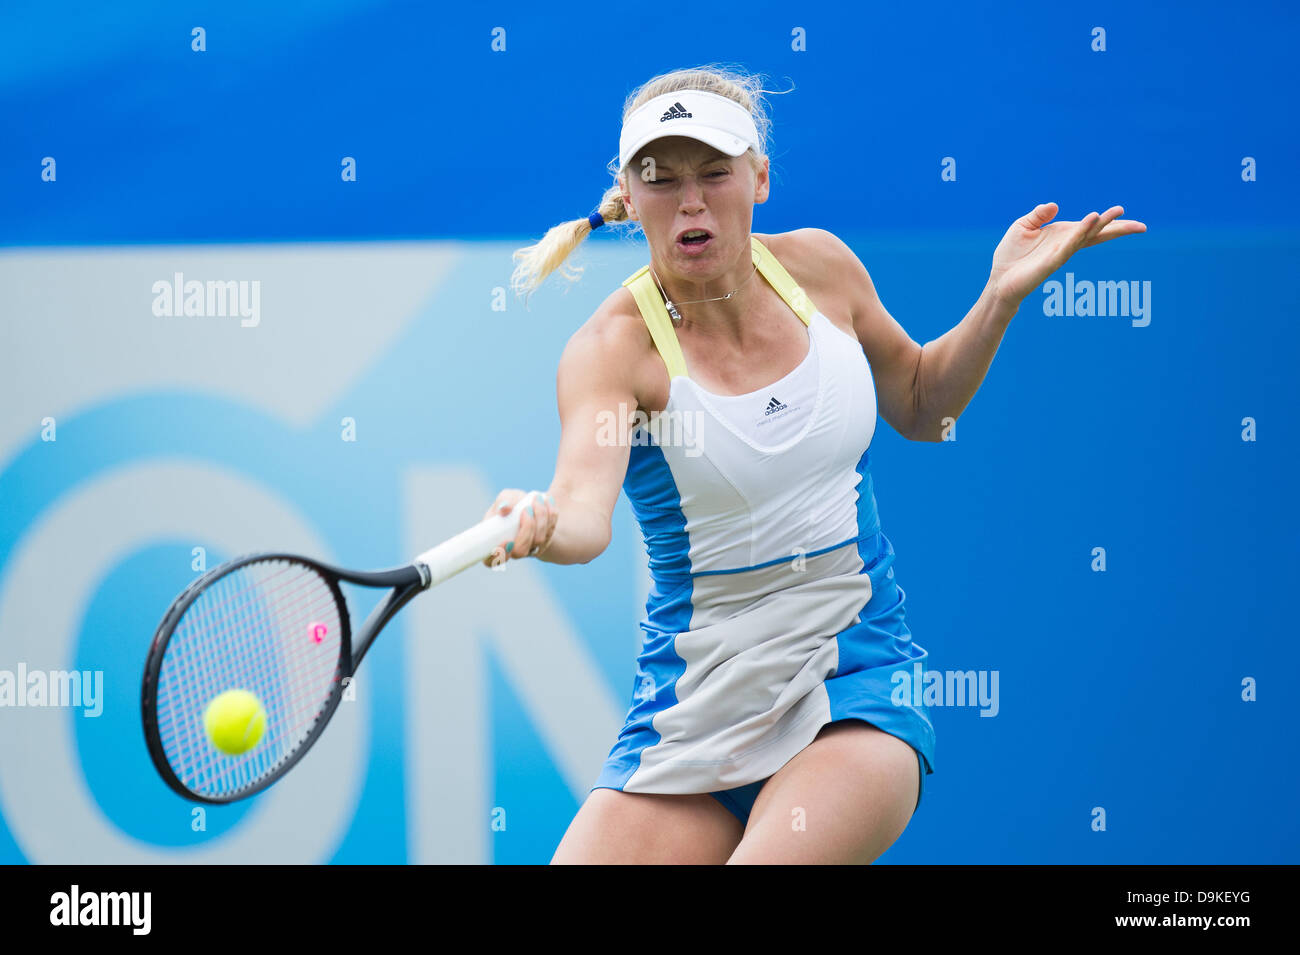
[752,154,771,205]
[620,175,639,221]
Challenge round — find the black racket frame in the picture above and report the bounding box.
[141,552,427,804]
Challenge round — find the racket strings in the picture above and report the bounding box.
[160,563,343,795]
[159,569,338,794]
[153,559,346,799]
[161,565,338,757]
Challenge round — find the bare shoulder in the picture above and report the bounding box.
[753,228,845,279]
[753,229,863,331]
[557,285,660,411]
[568,286,652,366]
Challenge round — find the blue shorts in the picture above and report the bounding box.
[709,736,927,827]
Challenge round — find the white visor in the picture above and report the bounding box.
[618,89,759,171]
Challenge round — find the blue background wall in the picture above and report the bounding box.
[1,0,1296,863]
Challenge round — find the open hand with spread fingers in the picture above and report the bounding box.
[989,203,1147,307]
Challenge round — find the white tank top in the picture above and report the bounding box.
[690,319,820,448]
[620,235,881,578]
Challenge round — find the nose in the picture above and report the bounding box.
[677,175,706,211]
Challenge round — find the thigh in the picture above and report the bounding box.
[726,720,920,865]
[551,786,745,864]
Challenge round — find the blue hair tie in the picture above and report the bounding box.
[588,212,605,230]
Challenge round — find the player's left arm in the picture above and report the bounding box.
[804,228,1017,443]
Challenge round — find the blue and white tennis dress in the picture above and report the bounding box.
[591,235,936,825]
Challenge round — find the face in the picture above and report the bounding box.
[620,136,770,283]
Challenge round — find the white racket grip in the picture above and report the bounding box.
[412,490,542,588]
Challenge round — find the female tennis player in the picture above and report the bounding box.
[483,65,1145,864]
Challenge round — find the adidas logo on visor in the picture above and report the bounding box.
[659,102,693,122]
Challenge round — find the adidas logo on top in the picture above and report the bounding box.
[659,102,692,122]
[764,395,788,416]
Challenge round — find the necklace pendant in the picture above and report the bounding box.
[666,301,682,322]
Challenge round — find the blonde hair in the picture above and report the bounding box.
[509,63,784,304]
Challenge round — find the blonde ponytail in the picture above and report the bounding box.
[509,182,631,303]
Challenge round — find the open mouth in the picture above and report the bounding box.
[677,229,713,248]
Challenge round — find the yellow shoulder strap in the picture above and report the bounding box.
[621,263,689,380]
[750,235,816,325]
[619,235,817,380]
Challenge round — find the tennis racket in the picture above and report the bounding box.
[140,490,542,804]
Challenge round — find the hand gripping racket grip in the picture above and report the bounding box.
[412,490,543,589]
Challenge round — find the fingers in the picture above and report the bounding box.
[1072,209,1103,245]
[1077,206,1148,248]
[510,494,543,558]
[1018,201,1059,230]
[509,492,556,561]
[482,488,524,568]
[531,492,558,556]
[1021,202,1143,246]
[483,490,557,568]
[483,489,519,523]
[1087,215,1148,246]
[1056,207,1109,254]
[1087,205,1121,237]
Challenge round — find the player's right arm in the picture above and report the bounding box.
[483,302,642,566]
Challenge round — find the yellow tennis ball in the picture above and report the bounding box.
[204,689,267,756]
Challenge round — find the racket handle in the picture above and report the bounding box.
[413,490,542,588]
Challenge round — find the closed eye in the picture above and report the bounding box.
[650,170,729,184]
